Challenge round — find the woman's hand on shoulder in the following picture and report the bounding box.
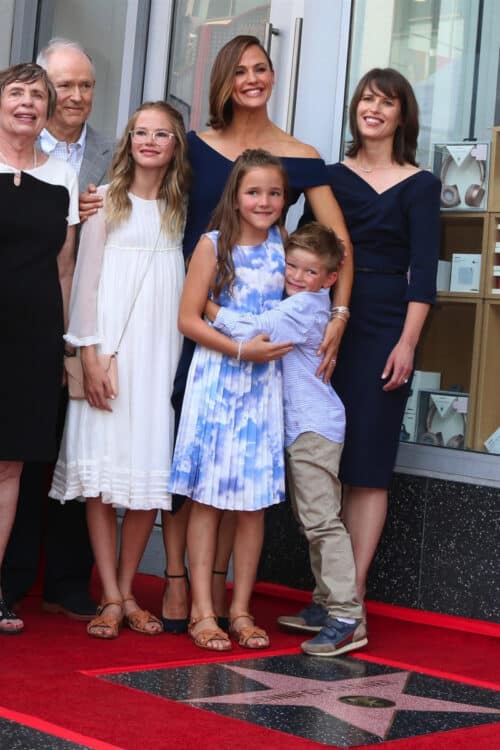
[242,334,293,363]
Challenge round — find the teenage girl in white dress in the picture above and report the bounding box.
[51,101,190,639]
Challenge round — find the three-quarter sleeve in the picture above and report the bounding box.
[406,174,441,303]
[64,185,108,346]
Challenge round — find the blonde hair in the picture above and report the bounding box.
[208,35,274,130]
[208,149,288,299]
[105,101,190,235]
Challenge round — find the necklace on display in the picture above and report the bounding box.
[0,145,37,186]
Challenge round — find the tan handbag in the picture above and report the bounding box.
[64,353,118,400]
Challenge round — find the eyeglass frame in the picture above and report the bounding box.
[129,128,176,144]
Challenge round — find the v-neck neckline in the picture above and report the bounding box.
[338,162,423,196]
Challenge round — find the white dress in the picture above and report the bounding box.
[50,186,184,510]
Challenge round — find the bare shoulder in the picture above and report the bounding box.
[272,129,321,159]
[192,234,217,262]
[197,128,221,146]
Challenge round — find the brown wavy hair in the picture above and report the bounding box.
[208,149,288,299]
[208,35,274,130]
[105,101,190,235]
[347,68,419,166]
[0,63,56,118]
[286,222,344,273]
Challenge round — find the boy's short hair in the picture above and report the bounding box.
[286,222,344,273]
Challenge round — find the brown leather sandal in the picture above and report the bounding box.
[188,614,232,651]
[87,600,123,640]
[123,596,162,635]
[229,613,270,649]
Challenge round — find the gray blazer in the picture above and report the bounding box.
[79,124,116,192]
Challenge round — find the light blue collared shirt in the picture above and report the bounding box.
[38,123,87,176]
[214,288,345,447]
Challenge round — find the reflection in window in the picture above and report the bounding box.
[166,1,270,131]
[35,0,129,137]
[0,0,16,68]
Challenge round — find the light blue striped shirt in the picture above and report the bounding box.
[39,123,87,175]
[214,287,345,447]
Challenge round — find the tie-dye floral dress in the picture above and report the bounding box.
[168,225,285,511]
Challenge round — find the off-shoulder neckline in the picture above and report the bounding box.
[189,131,324,165]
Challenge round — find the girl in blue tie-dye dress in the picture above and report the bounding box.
[169,150,293,651]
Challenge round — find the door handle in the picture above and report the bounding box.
[264,22,279,55]
[286,17,303,135]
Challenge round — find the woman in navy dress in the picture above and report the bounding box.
[162,35,353,637]
[323,69,440,608]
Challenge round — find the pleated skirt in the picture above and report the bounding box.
[169,345,285,511]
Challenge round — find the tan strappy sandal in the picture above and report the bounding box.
[86,600,123,640]
[188,614,232,651]
[229,613,270,649]
[123,596,163,635]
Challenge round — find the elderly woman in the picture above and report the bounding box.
[0,63,79,634]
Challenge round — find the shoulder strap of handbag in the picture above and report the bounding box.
[112,225,163,356]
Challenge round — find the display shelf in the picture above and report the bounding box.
[487,126,500,211]
[437,212,487,296]
[401,126,500,456]
[473,301,500,452]
[414,298,482,450]
[485,213,500,298]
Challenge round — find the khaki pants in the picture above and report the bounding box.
[286,432,362,620]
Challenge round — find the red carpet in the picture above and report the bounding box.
[1,575,499,749]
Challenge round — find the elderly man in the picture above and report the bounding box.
[2,39,115,620]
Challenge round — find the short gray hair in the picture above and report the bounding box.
[37,38,95,77]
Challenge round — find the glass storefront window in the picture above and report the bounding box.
[166,1,271,131]
[347,0,484,168]
[0,0,16,68]
[34,0,140,137]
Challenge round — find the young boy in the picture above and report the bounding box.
[205,222,366,657]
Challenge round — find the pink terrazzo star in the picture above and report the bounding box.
[188,665,499,739]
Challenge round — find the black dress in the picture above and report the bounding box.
[0,159,79,462]
[326,164,440,488]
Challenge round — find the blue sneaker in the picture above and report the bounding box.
[277,602,329,633]
[301,617,368,657]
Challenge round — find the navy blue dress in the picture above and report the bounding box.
[173,131,330,419]
[326,164,440,488]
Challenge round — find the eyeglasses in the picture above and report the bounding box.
[129,128,176,144]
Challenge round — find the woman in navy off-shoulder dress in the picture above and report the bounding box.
[306,69,440,611]
[162,35,353,638]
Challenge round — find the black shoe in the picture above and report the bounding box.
[161,570,189,634]
[42,591,97,622]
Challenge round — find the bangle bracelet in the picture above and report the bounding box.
[64,348,76,357]
[236,341,244,361]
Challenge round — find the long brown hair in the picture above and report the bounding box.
[347,68,419,166]
[208,35,274,130]
[208,149,288,299]
[105,101,190,235]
